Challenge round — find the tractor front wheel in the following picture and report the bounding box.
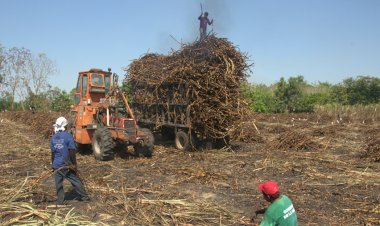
[92,128,115,161]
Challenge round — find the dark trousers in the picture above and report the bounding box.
[200,27,207,39]
[55,168,89,204]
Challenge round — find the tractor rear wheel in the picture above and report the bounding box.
[92,128,115,161]
[175,131,197,151]
[134,128,154,157]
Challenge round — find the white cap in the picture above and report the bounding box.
[53,116,68,133]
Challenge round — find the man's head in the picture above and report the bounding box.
[54,116,68,133]
[258,181,280,202]
[204,12,209,17]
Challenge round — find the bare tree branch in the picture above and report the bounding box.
[3,47,31,111]
[24,53,57,96]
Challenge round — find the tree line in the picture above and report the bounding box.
[242,75,380,113]
[0,43,72,112]
[1,43,379,113]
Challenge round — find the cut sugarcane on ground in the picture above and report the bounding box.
[1,111,379,225]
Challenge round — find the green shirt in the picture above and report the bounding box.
[260,195,298,226]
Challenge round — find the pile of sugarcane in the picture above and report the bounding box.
[2,111,66,138]
[126,35,250,139]
[270,130,320,151]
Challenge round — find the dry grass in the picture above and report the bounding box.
[1,112,380,225]
[0,178,105,226]
[315,104,380,124]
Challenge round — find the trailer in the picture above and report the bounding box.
[131,81,228,151]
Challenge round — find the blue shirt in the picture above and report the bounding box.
[50,131,76,169]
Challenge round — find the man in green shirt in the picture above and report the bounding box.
[254,181,298,226]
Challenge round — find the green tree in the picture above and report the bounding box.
[241,83,276,112]
[274,77,287,112]
[241,76,379,114]
[0,92,12,111]
[47,87,73,112]
[274,76,308,112]
[24,93,49,111]
[332,76,380,105]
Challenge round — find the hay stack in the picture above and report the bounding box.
[126,35,250,138]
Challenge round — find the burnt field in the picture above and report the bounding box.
[0,111,379,225]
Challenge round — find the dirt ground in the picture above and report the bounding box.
[0,112,379,225]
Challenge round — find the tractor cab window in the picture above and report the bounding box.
[105,75,111,93]
[91,74,104,86]
[82,74,88,98]
[74,94,80,105]
[73,76,81,105]
[76,76,80,92]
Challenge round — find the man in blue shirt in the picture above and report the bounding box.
[51,117,89,205]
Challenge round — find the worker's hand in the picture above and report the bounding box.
[255,208,266,215]
[250,214,261,226]
[250,208,266,223]
[250,214,255,223]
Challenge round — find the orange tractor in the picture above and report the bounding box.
[70,68,154,160]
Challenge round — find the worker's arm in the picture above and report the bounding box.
[255,208,267,215]
[51,152,54,165]
[67,134,78,169]
[250,208,267,223]
[198,13,202,20]
[50,139,55,166]
[208,19,213,25]
[257,209,276,226]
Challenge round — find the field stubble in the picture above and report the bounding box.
[0,111,379,225]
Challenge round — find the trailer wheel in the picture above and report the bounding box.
[92,128,115,161]
[175,131,197,151]
[134,128,154,157]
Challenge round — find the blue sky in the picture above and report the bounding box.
[1,0,379,91]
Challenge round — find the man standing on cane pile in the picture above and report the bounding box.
[51,117,90,205]
[198,11,213,39]
[252,181,298,226]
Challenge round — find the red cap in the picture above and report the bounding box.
[258,181,279,196]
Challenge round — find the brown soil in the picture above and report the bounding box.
[0,112,379,225]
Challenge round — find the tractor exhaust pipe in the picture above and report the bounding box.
[106,108,110,126]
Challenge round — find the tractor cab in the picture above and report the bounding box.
[73,68,112,107]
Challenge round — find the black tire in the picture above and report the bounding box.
[134,128,154,157]
[175,131,197,151]
[92,128,115,161]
